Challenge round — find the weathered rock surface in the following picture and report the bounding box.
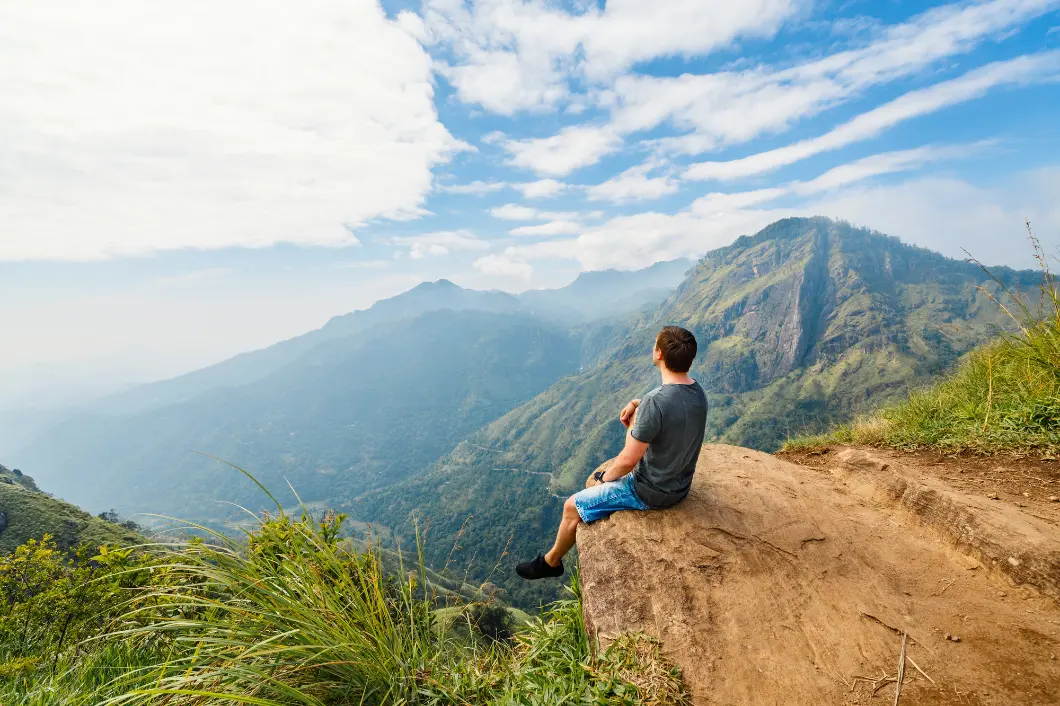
[578,444,1060,705]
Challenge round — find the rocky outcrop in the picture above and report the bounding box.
[578,445,1060,705]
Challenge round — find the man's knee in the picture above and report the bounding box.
[563,495,581,521]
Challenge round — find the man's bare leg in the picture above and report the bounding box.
[544,495,581,567]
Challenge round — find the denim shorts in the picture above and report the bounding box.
[573,472,650,523]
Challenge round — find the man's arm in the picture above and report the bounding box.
[619,398,641,428]
[601,425,649,482]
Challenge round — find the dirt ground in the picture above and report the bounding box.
[779,446,1060,528]
[577,445,1060,706]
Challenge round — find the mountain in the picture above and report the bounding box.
[90,264,687,418]
[518,259,691,322]
[0,463,141,554]
[96,280,522,415]
[17,310,583,521]
[353,217,1038,606]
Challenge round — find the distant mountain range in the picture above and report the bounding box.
[10,260,691,519]
[8,218,1037,607]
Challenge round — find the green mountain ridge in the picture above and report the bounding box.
[353,217,1038,606]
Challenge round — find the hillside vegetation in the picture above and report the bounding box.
[1,502,687,705]
[788,226,1059,455]
[0,464,140,554]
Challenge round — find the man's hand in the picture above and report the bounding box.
[619,399,641,428]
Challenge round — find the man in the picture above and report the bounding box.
[516,325,708,581]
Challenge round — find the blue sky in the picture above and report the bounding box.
[1,0,1059,398]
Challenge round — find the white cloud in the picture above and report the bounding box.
[503,154,1060,272]
[0,0,463,261]
[586,160,678,203]
[684,51,1060,181]
[516,179,568,199]
[440,180,507,196]
[609,0,1060,153]
[491,204,580,222]
[392,230,490,259]
[419,0,797,113]
[510,220,583,237]
[504,125,622,176]
[491,204,541,221]
[473,253,534,280]
[790,144,987,194]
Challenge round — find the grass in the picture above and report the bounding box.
[787,223,1060,456]
[1,479,688,705]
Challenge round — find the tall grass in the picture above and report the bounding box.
[3,483,688,705]
[787,222,1060,455]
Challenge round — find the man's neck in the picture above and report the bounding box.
[660,368,694,385]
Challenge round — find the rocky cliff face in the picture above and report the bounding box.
[578,446,1060,705]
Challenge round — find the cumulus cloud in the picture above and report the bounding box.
[418,0,796,113]
[502,152,1059,272]
[491,204,541,221]
[608,0,1060,153]
[392,230,489,259]
[684,51,1060,181]
[510,220,583,237]
[0,0,462,261]
[504,125,622,176]
[440,180,508,196]
[515,179,568,199]
[586,160,679,203]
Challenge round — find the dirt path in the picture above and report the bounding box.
[577,444,1060,705]
[780,446,1060,527]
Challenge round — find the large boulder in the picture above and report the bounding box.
[577,445,1060,705]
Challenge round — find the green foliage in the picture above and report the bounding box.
[0,535,155,696]
[788,225,1060,455]
[0,492,687,705]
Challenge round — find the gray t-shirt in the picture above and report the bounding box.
[629,381,708,508]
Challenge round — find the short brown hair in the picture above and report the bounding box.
[656,326,697,373]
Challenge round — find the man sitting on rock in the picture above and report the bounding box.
[517,325,708,581]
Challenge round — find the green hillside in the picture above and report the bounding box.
[788,229,1060,455]
[0,464,140,554]
[354,217,1038,607]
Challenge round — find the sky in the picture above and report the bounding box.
[2,0,1060,399]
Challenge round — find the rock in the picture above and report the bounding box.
[578,445,1060,705]
[989,493,1000,500]
[1049,496,1059,503]
[947,634,962,643]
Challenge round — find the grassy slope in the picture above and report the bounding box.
[0,472,140,554]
